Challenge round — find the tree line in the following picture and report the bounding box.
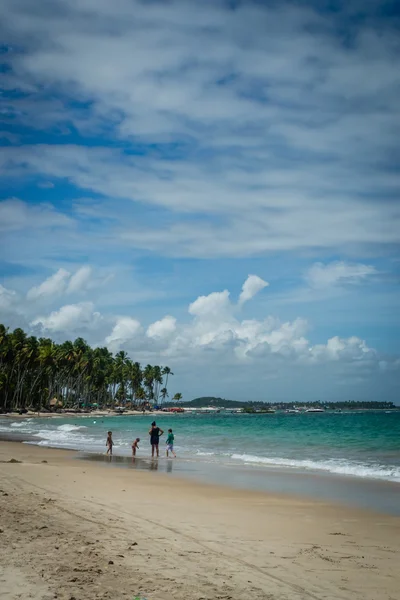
[0,324,182,413]
[180,397,396,410]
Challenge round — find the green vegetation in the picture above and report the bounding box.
[175,397,396,410]
[0,324,180,413]
[242,406,275,414]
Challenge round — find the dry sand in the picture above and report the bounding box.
[0,442,399,600]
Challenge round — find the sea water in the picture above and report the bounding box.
[1,411,399,483]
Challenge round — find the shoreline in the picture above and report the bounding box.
[1,440,399,600]
[2,431,399,516]
[0,409,165,419]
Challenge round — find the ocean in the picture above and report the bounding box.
[2,410,399,482]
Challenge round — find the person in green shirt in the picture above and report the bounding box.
[166,428,176,458]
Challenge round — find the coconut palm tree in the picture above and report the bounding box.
[159,387,169,405]
[162,366,173,398]
[0,322,172,413]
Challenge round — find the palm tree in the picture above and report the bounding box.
[143,364,155,403]
[0,322,173,414]
[159,387,169,405]
[152,365,163,405]
[128,361,143,406]
[172,392,182,404]
[162,366,173,398]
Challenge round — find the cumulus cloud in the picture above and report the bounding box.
[27,269,71,301]
[140,279,380,368]
[26,266,104,302]
[66,266,93,294]
[306,262,377,289]
[105,317,142,353]
[31,302,101,332]
[146,316,177,339]
[309,336,376,364]
[2,272,399,402]
[189,290,231,319]
[238,275,269,305]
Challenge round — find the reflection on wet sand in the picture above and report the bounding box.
[81,452,175,473]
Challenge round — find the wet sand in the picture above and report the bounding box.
[0,441,399,600]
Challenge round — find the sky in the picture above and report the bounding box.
[1,0,400,403]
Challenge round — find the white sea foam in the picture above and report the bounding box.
[230,453,400,482]
[10,422,25,427]
[56,424,88,432]
[32,428,97,450]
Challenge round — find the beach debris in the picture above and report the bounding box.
[108,560,114,565]
[8,458,22,463]
[41,460,48,463]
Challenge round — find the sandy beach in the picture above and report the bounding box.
[0,442,399,600]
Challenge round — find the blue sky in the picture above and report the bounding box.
[1,0,399,402]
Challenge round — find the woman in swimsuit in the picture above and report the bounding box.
[149,421,164,458]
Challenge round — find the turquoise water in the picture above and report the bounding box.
[2,411,400,483]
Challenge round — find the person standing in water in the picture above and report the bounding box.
[166,428,176,458]
[106,431,113,456]
[132,437,140,456]
[149,421,164,458]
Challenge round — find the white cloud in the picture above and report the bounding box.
[66,265,93,294]
[0,284,19,312]
[26,266,106,302]
[0,1,399,259]
[309,336,376,364]
[306,262,377,289]
[105,317,142,353]
[31,302,100,332]
[189,290,231,319]
[0,0,398,400]
[146,316,176,339]
[238,274,269,305]
[1,273,399,401]
[27,268,71,301]
[0,198,72,232]
[144,278,381,369]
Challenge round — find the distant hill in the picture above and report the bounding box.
[184,397,246,408]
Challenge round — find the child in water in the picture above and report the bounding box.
[166,428,176,458]
[106,431,113,455]
[132,437,140,456]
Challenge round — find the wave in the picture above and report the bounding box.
[23,422,93,450]
[230,453,400,482]
[32,428,97,450]
[10,422,25,428]
[56,424,87,432]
